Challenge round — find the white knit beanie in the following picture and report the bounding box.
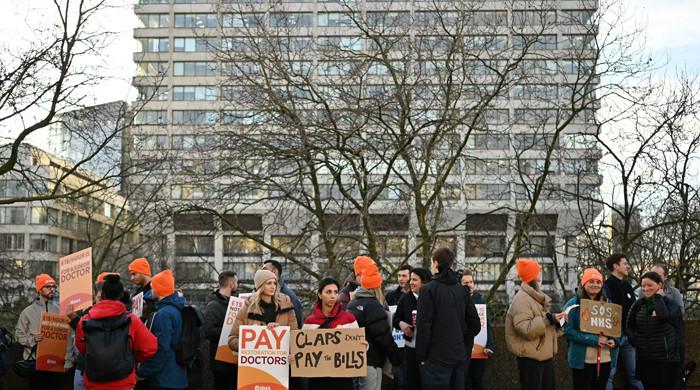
[254,269,277,290]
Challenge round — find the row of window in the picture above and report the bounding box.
[137,10,593,29]
[0,233,89,254]
[136,34,596,53]
[0,206,120,233]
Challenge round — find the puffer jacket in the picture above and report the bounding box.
[303,302,358,329]
[563,295,619,370]
[347,288,401,367]
[505,282,562,361]
[627,295,682,363]
[137,293,188,389]
[204,289,236,372]
[227,293,298,351]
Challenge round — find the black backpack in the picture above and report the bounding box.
[83,314,135,382]
[176,305,204,368]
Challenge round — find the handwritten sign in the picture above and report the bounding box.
[215,296,245,364]
[36,312,70,372]
[132,292,144,318]
[290,328,367,378]
[471,304,488,359]
[238,325,290,390]
[579,299,623,338]
[388,306,405,348]
[59,248,93,315]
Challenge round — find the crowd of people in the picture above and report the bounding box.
[13,250,687,390]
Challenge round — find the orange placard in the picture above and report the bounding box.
[471,304,488,359]
[237,326,290,390]
[36,312,70,372]
[215,296,246,364]
[59,248,93,315]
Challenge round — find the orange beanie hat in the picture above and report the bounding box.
[151,269,175,297]
[361,266,382,289]
[516,258,541,283]
[128,257,152,276]
[580,268,603,287]
[354,256,376,276]
[35,274,56,292]
[96,272,119,282]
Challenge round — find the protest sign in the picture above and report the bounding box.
[58,247,93,315]
[290,328,367,378]
[238,325,290,390]
[471,304,488,359]
[36,312,70,372]
[388,305,405,348]
[579,299,623,337]
[132,292,144,318]
[215,296,246,364]
[239,292,253,300]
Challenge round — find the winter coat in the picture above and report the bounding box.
[204,289,236,372]
[385,286,406,306]
[303,302,358,329]
[75,300,158,390]
[279,280,303,328]
[505,282,562,362]
[137,293,188,389]
[471,291,495,351]
[415,268,481,366]
[604,276,636,332]
[635,282,685,314]
[627,295,683,363]
[563,295,619,370]
[15,299,62,359]
[227,293,298,351]
[392,291,417,342]
[347,288,401,367]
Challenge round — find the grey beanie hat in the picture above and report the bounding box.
[254,269,277,290]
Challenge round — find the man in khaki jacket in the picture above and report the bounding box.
[505,259,566,390]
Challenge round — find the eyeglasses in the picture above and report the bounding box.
[43,285,57,290]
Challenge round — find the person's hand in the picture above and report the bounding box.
[554,312,568,323]
[484,348,495,355]
[598,335,608,346]
[32,333,43,343]
[66,304,79,320]
[266,322,280,329]
[606,339,616,349]
[399,321,414,338]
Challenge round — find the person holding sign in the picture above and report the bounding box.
[227,269,299,351]
[627,271,684,390]
[204,271,239,390]
[563,268,619,390]
[505,259,567,390]
[460,269,495,390]
[128,257,156,322]
[393,268,431,390]
[348,264,401,390]
[15,274,67,389]
[303,277,360,390]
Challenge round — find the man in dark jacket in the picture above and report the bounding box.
[128,257,156,322]
[603,253,643,390]
[459,270,494,390]
[386,264,412,306]
[416,248,481,390]
[204,271,238,390]
[263,260,303,328]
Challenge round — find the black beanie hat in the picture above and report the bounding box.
[101,274,125,301]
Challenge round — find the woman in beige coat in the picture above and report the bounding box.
[505,259,567,390]
[227,269,298,351]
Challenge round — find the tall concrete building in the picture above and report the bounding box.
[130,0,601,301]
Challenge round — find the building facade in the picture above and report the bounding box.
[129,0,601,301]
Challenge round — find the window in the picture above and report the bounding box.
[137,86,168,101]
[320,236,362,258]
[512,10,557,26]
[522,235,555,257]
[317,36,362,51]
[174,13,217,28]
[175,262,212,282]
[175,235,215,256]
[561,59,595,75]
[468,10,508,26]
[318,13,354,27]
[62,212,75,230]
[137,14,170,28]
[463,159,510,175]
[270,236,311,255]
[366,12,410,28]
[519,60,558,75]
[61,238,77,254]
[172,110,217,125]
[0,180,28,197]
[512,84,558,100]
[134,110,167,125]
[464,184,510,200]
[136,62,168,76]
[464,35,508,50]
[512,133,556,150]
[172,86,217,101]
[562,35,596,50]
[513,34,557,50]
[462,263,503,282]
[561,10,595,26]
[224,236,263,256]
[139,0,170,3]
[433,236,456,252]
[171,184,210,200]
[221,110,266,125]
[223,13,264,28]
[0,234,24,251]
[562,159,597,175]
[137,38,169,52]
[467,134,510,150]
[30,234,58,252]
[174,37,216,52]
[133,134,167,150]
[465,235,505,257]
[171,135,217,150]
[30,207,47,224]
[270,13,314,27]
[173,62,216,76]
[560,133,597,149]
[518,159,559,175]
[514,109,559,124]
[375,235,408,256]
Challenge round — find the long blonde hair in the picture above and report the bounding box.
[247,281,279,317]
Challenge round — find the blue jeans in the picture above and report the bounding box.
[74,369,87,390]
[420,362,464,390]
[606,335,644,390]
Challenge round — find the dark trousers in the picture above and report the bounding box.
[421,362,464,390]
[309,377,354,390]
[29,371,63,390]
[572,363,611,390]
[404,347,421,390]
[466,358,485,390]
[516,357,555,390]
[213,366,238,390]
